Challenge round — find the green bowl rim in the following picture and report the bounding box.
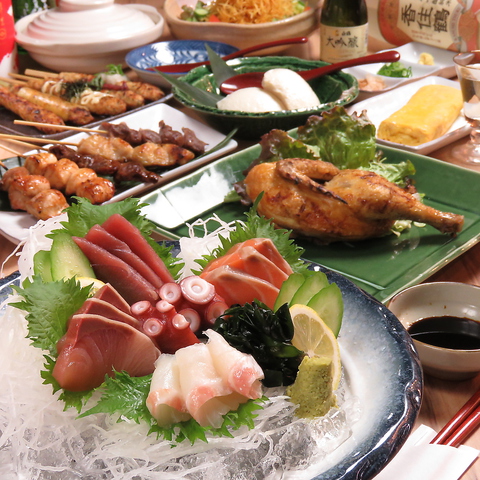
[172,56,359,119]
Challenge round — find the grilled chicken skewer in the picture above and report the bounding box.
[0,85,65,134]
[23,152,115,204]
[22,77,127,116]
[8,84,95,125]
[48,145,162,184]
[1,166,69,220]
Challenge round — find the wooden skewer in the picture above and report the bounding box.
[0,76,25,85]
[0,133,77,146]
[8,73,34,82]
[2,137,41,151]
[24,69,59,78]
[1,143,23,158]
[14,120,107,135]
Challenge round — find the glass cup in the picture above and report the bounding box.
[453,51,480,164]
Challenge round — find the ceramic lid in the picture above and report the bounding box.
[18,0,157,44]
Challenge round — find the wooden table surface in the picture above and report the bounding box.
[1,29,480,478]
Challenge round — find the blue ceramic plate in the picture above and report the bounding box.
[126,39,239,88]
[0,243,422,479]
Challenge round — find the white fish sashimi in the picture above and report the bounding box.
[205,329,264,399]
[146,354,191,427]
[175,342,233,428]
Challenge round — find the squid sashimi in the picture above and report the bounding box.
[175,342,232,427]
[73,236,158,305]
[101,213,175,285]
[201,265,280,309]
[53,313,160,392]
[85,224,165,289]
[146,354,191,427]
[205,329,264,399]
[94,283,131,314]
[147,336,264,428]
[77,297,140,329]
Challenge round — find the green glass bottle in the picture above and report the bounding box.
[320,0,368,63]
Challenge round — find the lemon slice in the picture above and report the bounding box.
[290,304,342,390]
[77,277,105,294]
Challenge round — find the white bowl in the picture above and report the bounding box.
[163,0,319,51]
[388,282,480,381]
[14,0,164,73]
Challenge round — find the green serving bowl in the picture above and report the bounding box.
[172,56,359,139]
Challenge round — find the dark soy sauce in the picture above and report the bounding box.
[408,316,480,350]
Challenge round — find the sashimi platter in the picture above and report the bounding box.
[0,197,422,480]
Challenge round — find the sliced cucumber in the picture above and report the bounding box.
[274,273,305,311]
[50,231,95,281]
[307,283,343,337]
[290,271,329,306]
[33,249,53,282]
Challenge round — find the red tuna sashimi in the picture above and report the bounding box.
[94,283,131,314]
[202,238,293,279]
[85,225,164,290]
[101,214,174,284]
[73,236,158,305]
[53,313,160,392]
[76,297,140,329]
[201,265,280,309]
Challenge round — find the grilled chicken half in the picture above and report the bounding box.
[244,158,464,243]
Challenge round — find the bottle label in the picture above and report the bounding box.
[320,24,369,63]
[378,0,480,51]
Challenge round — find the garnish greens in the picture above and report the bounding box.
[255,106,416,186]
[8,197,275,444]
[214,302,304,387]
[377,61,413,78]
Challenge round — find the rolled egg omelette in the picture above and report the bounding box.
[377,84,463,146]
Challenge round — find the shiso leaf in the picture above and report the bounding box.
[11,276,91,356]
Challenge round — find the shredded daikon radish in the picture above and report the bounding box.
[16,213,68,283]
[178,214,244,278]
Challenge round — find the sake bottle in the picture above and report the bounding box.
[320,0,369,63]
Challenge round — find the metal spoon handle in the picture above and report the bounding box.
[148,36,309,73]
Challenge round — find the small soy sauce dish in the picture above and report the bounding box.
[388,282,480,381]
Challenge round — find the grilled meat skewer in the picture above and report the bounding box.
[0,86,65,134]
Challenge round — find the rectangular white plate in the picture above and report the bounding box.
[347,76,470,155]
[0,103,237,244]
[344,42,457,100]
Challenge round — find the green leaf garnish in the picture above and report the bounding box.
[377,61,413,78]
[205,44,237,86]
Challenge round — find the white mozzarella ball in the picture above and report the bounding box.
[217,87,285,113]
[262,68,321,110]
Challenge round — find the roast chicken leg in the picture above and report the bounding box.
[244,158,464,243]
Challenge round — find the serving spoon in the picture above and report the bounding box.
[147,36,309,73]
[219,50,401,95]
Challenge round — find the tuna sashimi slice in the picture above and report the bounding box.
[73,236,158,305]
[101,214,174,285]
[147,354,191,427]
[201,265,280,310]
[53,313,160,392]
[85,224,165,289]
[76,297,139,329]
[205,329,264,399]
[94,283,131,314]
[175,343,232,427]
